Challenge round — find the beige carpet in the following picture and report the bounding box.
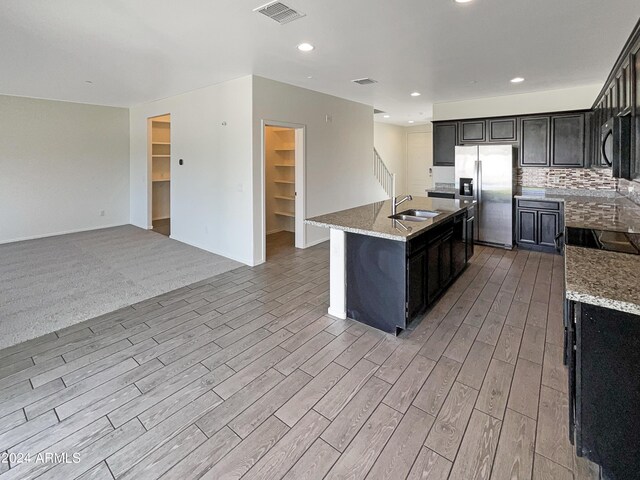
[0,225,242,349]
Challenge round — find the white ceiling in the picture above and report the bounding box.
[1,1,639,125]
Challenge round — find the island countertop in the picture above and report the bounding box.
[305,197,474,242]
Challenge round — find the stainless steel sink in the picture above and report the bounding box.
[389,214,429,222]
[401,209,441,218]
[388,209,441,222]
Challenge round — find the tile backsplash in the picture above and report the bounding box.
[517,167,618,190]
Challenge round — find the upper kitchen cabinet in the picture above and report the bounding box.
[519,116,550,166]
[591,19,640,178]
[433,122,457,166]
[459,120,486,143]
[550,114,586,167]
[433,111,587,168]
[488,117,518,142]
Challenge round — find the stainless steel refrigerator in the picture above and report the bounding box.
[454,145,516,249]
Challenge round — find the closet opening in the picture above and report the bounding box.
[263,123,305,260]
[149,114,171,236]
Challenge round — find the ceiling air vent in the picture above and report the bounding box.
[254,1,306,24]
[352,78,378,85]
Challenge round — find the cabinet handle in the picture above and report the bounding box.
[555,232,564,253]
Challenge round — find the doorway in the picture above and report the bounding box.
[263,122,305,260]
[407,131,433,196]
[149,114,171,236]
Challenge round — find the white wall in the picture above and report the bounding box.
[253,76,384,263]
[374,122,407,193]
[432,84,602,121]
[0,95,129,244]
[129,76,254,264]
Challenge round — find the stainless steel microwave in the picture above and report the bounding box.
[600,115,631,178]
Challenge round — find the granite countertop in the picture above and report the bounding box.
[565,245,640,315]
[305,197,474,242]
[425,187,457,194]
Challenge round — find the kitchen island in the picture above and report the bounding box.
[306,197,475,334]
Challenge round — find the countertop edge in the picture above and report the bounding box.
[565,290,640,316]
[304,219,407,242]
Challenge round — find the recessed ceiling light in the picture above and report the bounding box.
[408,120,415,124]
[383,115,390,118]
[306,75,313,79]
[85,80,93,84]
[511,77,525,83]
[455,0,473,3]
[410,92,421,97]
[297,43,314,52]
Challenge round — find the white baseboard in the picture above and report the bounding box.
[0,223,129,245]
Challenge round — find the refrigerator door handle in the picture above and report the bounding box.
[475,160,481,242]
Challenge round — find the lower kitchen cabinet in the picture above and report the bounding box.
[566,301,640,480]
[346,210,471,334]
[516,199,563,253]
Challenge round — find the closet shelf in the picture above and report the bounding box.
[274,180,295,184]
[275,211,295,218]
[152,178,170,183]
[274,195,295,201]
[275,147,295,151]
[274,164,294,167]
[152,142,171,145]
[152,155,171,158]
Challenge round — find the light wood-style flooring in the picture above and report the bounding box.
[0,238,598,479]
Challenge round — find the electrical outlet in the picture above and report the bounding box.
[99,210,105,216]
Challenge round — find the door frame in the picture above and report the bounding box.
[147,113,172,231]
[260,120,306,262]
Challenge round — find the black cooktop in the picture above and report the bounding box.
[565,227,640,255]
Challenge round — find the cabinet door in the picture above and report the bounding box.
[517,209,537,245]
[440,234,453,287]
[538,211,560,248]
[465,216,475,260]
[433,123,457,166]
[459,120,486,143]
[520,117,550,166]
[452,217,466,277]
[550,114,585,167]
[488,118,517,142]
[406,249,428,320]
[427,241,442,304]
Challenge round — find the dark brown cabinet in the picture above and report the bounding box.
[520,117,550,166]
[550,114,585,167]
[567,302,640,480]
[538,210,561,248]
[517,209,537,245]
[459,120,486,143]
[516,199,562,253]
[433,123,457,166]
[488,118,517,142]
[433,111,587,168]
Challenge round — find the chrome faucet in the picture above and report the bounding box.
[392,194,413,216]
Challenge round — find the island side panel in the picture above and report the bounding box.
[328,228,347,319]
[346,232,406,333]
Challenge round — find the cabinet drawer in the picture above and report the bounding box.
[517,199,561,210]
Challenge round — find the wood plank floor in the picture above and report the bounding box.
[0,236,599,479]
